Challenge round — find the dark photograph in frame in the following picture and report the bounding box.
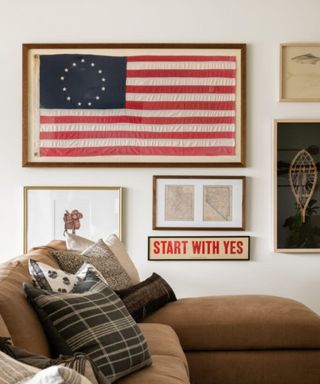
[274,120,320,252]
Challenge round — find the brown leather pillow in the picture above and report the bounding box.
[72,271,177,322]
[116,273,177,322]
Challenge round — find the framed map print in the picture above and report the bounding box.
[153,175,245,230]
[22,43,246,167]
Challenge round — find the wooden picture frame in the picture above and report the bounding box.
[148,236,250,260]
[274,119,320,252]
[24,186,122,252]
[280,43,320,102]
[153,175,245,230]
[22,43,246,167]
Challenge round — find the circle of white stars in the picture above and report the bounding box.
[59,58,107,107]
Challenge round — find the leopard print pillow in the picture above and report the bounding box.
[52,239,133,290]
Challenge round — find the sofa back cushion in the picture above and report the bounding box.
[0,315,10,338]
[0,241,64,356]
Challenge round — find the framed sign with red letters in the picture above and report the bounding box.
[148,236,250,260]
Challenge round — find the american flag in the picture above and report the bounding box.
[38,54,236,159]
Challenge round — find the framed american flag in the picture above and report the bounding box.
[22,43,246,167]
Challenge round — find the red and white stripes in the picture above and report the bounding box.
[39,55,236,158]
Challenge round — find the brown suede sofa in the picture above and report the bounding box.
[1,242,320,384]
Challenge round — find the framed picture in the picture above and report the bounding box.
[280,43,320,101]
[24,186,122,252]
[148,236,250,260]
[274,120,320,252]
[153,175,245,230]
[22,43,246,167]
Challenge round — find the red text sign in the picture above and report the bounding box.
[148,237,250,260]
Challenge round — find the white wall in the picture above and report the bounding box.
[1,0,320,313]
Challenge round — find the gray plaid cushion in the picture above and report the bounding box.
[23,279,152,383]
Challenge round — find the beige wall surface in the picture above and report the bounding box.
[0,0,320,313]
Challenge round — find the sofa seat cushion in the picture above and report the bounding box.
[117,324,189,384]
[143,295,320,351]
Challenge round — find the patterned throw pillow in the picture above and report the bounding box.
[28,259,107,293]
[116,273,177,322]
[0,337,109,384]
[75,261,109,286]
[23,279,152,383]
[65,233,140,284]
[52,239,133,290]
[0,350,39,384]
[0,351,93,384]
[29,259,80,292]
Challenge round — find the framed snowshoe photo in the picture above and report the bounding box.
[274,120,320,252]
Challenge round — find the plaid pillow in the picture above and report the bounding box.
[23,279,152,383]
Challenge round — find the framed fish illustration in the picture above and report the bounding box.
[274,120,320,252]
[280,43,320,102]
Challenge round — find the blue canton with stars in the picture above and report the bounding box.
[40,54,127,109]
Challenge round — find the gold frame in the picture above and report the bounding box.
[273,119,320,252]
[23,186,122,253]
[280,43,320,102]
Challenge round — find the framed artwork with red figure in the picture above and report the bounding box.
[23,186,122,252]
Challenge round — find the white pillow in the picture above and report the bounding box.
[25,365,93,384]
[29,260,108,292]
[66,233,140,284]
[66,233,94,253]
